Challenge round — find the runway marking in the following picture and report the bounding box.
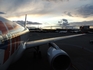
[72,64,79,70]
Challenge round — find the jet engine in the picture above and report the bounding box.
[47,42,71,70]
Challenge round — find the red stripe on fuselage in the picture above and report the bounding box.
[5,22,13,30]
[13,23,21,30]
[6,22,15,55]
[11,36,20,55]
[0,21,8,34]
[3,41,10,63]
[18,36,20,46]
[0,21,10,63]
[11,38,15,55]
[1,21,11,63]
[2,21,21,63]
[1,20,21,63]
[15,36,20,50]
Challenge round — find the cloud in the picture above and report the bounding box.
[0,12,5,14]
[0,0,93,25]
[70,20,93,26]
[64,11,74,17]
[0,0,71,17]
[0,0,37,16]
[77,4,93,17]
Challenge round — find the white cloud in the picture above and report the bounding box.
[0,0,93,25]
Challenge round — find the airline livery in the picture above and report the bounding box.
[0,16,85,70]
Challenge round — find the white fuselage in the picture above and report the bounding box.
[0,17,29,70]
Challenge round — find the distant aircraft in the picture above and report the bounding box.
[0,16,85,70]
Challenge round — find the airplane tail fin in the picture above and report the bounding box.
[24,14,27,28]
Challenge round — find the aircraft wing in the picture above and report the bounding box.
[25,33,85,70]
[26,34,85,48]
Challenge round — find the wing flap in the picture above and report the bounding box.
[26,34,85,48]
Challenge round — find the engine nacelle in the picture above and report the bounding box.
[47,43,71,70]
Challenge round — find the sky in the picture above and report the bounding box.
[0,0,93,26]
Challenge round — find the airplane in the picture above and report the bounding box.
[0,16,85,70]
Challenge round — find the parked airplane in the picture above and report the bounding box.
[0,16,85,70]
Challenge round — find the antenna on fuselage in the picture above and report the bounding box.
[24,14,27,28]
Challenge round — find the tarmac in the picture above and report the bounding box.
[8,32,93,70]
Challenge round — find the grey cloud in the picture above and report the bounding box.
[0,0,36,16]
[6,0,33,12]
[0,0,56,17]
[0,0,71,17]
[64,11,73,17]
[42,0,69,2]
[0,12,5,14]
[1,0,93,19]
[70,20,93,26]
[77,4,93,17]
[67,12,73,17]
